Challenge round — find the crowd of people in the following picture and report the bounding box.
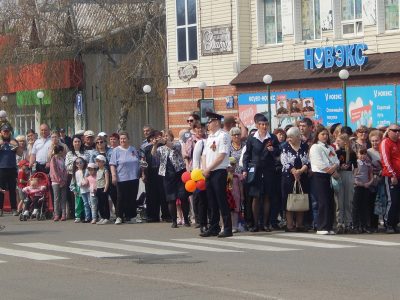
[0,109,400,237]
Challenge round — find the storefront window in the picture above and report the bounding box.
[385,0,399,30]
[264,0,282,44]
[176,0,198,62]
[341,0,363,36]
[302,0,321,40]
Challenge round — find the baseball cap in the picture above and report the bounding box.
[98,132,107,137]
[18,159,29,168]
[87,162,98,169]
[95,155,106,162]
[0,123,11,131]
[75,130,85,135]
[84,130,95,137]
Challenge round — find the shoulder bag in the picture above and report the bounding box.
[287,180,309,212]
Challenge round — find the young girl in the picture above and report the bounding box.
[50,145,68,221]
[84,163,98,224]
[17,160,30,214]
[335,134,357,233]
[352,148,373,233]
[70,157,90,223]
[95,155,111,225]
[22,178,46,217]
[227,157,244,233]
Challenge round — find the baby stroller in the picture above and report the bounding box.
[19,172,53,221]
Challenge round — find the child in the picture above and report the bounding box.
[22,178,46,217]
[352,148,373,234]
[17,160,30,214]
[227,157,243,233]
[95,155,111,225]
[335,134,357,233]
[70,157,90,223]
[85,162,98,224]
[49,145,68,221]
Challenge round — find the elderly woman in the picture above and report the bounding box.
[242,114,280,232]
[229,127,246,174]
[110,132,140,225]
[280,127,310,232]
[309,126,340,235]
[15,135,28,164]
[152,129,190,228]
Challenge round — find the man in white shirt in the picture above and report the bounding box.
[200,112,232,238]
[29,124,51,173]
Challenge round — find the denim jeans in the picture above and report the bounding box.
[81,192,91,221]
[90,194,98,221]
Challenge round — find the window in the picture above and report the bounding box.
[264,0,282,44]
[176,0,198,62]
[302,0,321,40]
[341,0,363,36]
[385,0,399,30]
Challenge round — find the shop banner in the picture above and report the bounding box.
[346,85,396,129]
[300,89,344,127]
[238,91,299,129]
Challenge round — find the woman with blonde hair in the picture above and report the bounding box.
[335,133,357,233]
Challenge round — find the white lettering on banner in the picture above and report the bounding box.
[327,116,338,120]
[374,90,392,97]
[325,94,342,101]
[377,105,390,110]
[326,108,343,113]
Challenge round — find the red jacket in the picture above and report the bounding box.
[380,137,400,178]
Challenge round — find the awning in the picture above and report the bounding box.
[230,52,400,85]
[16,89,76,107]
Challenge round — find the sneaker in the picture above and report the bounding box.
[53,215,60,222]
[23,210,29,217]
[12,209,19,216]
[91,219,96,224]
[328,231,336,235]
[232,228,238,233]
[126,218,137,224]
[32,209,38,216]
[98,218,104,224]
[316,230,330,235]
[115,217,122,225]
[74,218,81,223]
[98,219,111,225]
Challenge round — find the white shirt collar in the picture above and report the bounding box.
[209,129,222,138]
[254,131,271,143]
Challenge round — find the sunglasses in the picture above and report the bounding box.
[96,141,104,144]
[390,129,400,133]
[187,119,194,123]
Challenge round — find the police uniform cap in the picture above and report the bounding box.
[206,111,224,121]
[0,124,11,131]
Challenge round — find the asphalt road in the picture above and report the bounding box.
[1,214,400,300]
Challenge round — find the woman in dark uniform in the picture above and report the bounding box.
[242,114,280,232]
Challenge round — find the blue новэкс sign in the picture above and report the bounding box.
[304,43,368,70]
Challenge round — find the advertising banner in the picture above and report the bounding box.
[346,85,396,129]
[238,91,299,129]
[300,89,344,127]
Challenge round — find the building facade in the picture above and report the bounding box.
[166,0,400,132]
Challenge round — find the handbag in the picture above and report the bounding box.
[246,163,257,184]
[287,181,309,212]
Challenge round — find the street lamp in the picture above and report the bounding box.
[37,91,44,124]
[339,69,350,126]
[263,74,273,125]
[198,81,207,100]
[143,85,151,125]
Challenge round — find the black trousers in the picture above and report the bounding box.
[352,186,370,228]
[145,168,167,221]
[368,190,379,229]
[116,179,139,220]
[96,188,110,220]
[0,168,17,210]
[206,169,232,233]
[312,172,334,231]
[193,190,208,226]
[108,183,117,210]
[384,177,400,228]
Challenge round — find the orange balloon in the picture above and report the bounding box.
[196,179,206,191]
[181,171,191,183]
[185,180,196,193]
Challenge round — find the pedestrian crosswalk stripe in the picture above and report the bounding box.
[123,239,242,253]
[0,246,68,261]
[230,236,356,249]
[15,243,126,258]
[276,233,400,246]
[0,260,7,263]
[70,240,187,256]
[173,238,300,252]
